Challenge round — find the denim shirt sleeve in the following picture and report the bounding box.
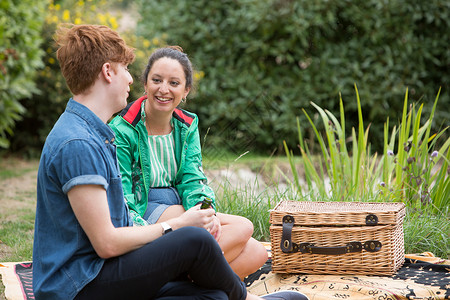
[50,139,110,194]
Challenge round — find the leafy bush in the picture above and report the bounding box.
[8,0,161,155]
[136,0,449,155]
[0,0,47,148]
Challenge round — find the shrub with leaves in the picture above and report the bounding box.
[9,0,162,155]
[136,0,449,155]
[0,0,47,148]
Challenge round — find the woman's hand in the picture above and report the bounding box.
[174,205,215,230]
[209,215,222,241]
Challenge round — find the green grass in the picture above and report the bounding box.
[280,86,449,258]
[0,157,39,298]
[214,179,278,242]
[404,208,449,257]
[0,154,448,260]
[0,166,35,180]
[0,208,35,261]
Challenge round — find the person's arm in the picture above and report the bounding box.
[110,119,148,226]
[68,184,216,258]
[176,119,216,211]
[175,120,222,240]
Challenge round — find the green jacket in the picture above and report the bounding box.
[109,96,215,226]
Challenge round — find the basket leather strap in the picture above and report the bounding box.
[280,215,296,252]
[298,241,382,254]
[300,242,361,254]
[280,214,382,255]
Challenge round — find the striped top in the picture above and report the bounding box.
[147,131,178,187]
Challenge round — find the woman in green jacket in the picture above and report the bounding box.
[109,46,268,280]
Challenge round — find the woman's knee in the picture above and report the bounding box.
[241,216,254,235]
[219,213,254,240]
[238,217,254,242]
[251,238,269,265]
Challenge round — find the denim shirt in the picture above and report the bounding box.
[33,99,131,300]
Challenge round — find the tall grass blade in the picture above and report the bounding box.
[283,140,303,196]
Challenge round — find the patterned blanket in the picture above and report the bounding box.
[245,257,450,299]
[244,244,450,299]
[1,251,449,299]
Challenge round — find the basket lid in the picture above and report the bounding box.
[270,200,406,226]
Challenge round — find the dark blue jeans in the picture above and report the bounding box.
[75,227,246,300]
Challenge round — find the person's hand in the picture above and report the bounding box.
[176,205,215,230]
[209,215,222,241]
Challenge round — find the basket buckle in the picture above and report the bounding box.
[363,240,382,252]
[280,215,296,253]
[366,214,379,225]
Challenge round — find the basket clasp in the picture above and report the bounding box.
[280,215,296,253]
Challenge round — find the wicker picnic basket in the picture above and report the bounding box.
[270,200,406,276]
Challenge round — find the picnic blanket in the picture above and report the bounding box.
[244,244,450,299]
[1,248,449,299]
[245,257,450,299]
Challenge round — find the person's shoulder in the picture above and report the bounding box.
[112,96,146,128]
[51,111,90,140]
[45,116,101,158]
[109,113,127,128]
[173,108,198,127]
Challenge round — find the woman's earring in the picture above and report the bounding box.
[181,97,186,103]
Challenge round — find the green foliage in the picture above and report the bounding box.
[403,208,449,259]
[210,154,449,257]
[215,180,276,242]
[8,0,161,155]
[284,86,449,212]
[0,0,47,148]
[136,0,449,154]
[280,87,449,257]
[284,85,388,201]
[379,88,450,213]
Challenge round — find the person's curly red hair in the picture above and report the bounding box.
[55,24,135,95]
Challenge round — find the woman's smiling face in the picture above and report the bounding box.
[144,57,190,115]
